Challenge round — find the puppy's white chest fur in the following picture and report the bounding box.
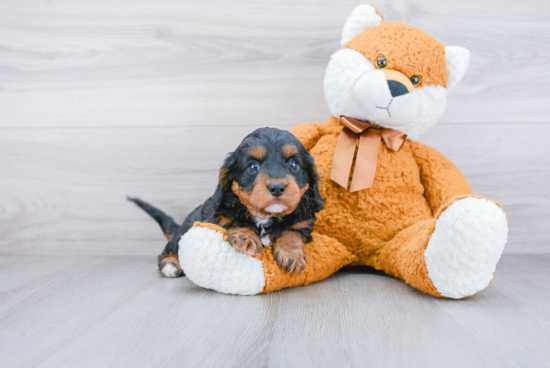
[254,217,273,246]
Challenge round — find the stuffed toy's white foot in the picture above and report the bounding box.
[179,226,266,295]
[425,197,508,299]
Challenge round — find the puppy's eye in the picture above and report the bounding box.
[410,75,421,87]
[376,55,388,69]
[247,162,259,173]
[288,159,300,172]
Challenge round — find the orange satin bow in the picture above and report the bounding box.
[329,116,407,192]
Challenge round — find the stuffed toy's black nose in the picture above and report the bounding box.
[387,80,409,98]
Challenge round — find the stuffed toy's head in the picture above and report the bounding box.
[324,5,470,139]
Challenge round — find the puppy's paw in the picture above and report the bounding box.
[273,232,307,274]
[229,227,263,255]
[159,254,184,278]
[274,249,307,274]
[160,262,181,277]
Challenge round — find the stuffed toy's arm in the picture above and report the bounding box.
[179,222,356,295]
[409,141,479,214]
[289,123,324,151]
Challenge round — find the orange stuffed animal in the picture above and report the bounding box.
[179,5,508,299]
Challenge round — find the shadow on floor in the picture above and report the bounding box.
[337,265,388,276]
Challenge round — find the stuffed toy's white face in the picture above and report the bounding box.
[324,5,470,140]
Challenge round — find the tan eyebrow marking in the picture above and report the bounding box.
[249,145,266,160]
[283,144,298,159]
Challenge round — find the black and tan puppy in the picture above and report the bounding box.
[129,127,324,277]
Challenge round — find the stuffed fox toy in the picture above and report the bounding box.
[179,5,508,299]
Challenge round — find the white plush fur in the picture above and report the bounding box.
[340,5,383,46]
[179,226,265,295]
[161,263,179,278]
[324,49,374,120]
[425,197,508,299]
[445,46,470,89]
[324,48,448,140]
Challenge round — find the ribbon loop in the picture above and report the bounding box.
[381,129,407,151]
[329,116,407,192]
[339,116,372,134]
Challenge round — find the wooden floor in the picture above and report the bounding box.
[1,0,549,367]
[1,254,549,368]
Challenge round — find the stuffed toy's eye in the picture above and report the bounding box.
[288,159,300,172]
[376,55,388,69]
[410,75,421,87]
[248,162,259,173]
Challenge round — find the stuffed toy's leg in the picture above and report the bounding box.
[373,196,508,299]
[179,223,356,295]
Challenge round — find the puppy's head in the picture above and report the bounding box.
[217,128,323,218]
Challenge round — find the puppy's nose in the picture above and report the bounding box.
[387,80,409,98]
[268,182,286,197]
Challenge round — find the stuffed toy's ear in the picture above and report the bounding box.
[445,46,470,89]
[340,5,383,46]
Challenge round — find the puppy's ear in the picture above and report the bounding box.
[303,152,324,213]
[212,151,239,206]
[308,179,324,213]
[219,151,239,191]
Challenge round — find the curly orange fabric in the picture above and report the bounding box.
[248,117,493,296]
[344,21,448,88]
[255,232,357,294]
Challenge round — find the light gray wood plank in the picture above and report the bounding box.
[0,0,548,129]
[0,124,548,255]
[0,254,90,312]
[2,254,549,367]
[35,275,279,368]
[434,255,550,368]
[266,274,507,368]
[0,255,160,367]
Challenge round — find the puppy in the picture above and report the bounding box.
[129,127,324,277]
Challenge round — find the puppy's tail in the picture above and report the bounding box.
[127,197,180,240]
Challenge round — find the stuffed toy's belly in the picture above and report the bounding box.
[310,135,433,264]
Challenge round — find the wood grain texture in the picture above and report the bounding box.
[0,0,548,256]
[1,2,548,366]
[1,254,549,367]
[1,124,548,255]
[0,0,548,128]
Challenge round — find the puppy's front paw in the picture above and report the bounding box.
[275,249,307,274]
[229,227,263,255]
[273,232,306,274]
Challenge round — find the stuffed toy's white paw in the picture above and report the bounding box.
[425,197,508,299]
[179,225,266,295]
